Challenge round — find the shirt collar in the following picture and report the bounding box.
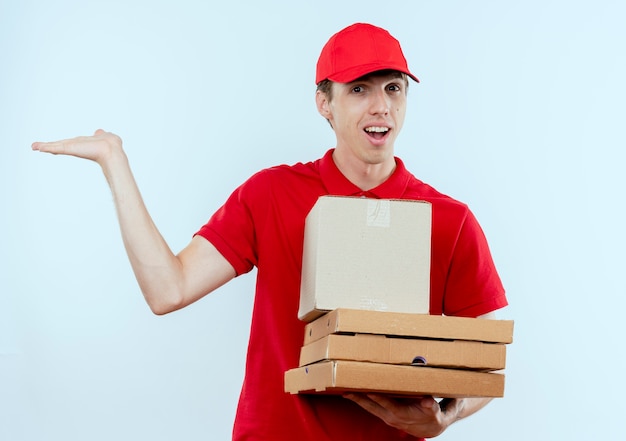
[319,149,412,199]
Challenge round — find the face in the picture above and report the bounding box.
[316,72,407,167]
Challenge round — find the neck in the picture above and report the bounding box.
[332,149,396,191]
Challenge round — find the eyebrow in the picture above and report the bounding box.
[345,78,405,92]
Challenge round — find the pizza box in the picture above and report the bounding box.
[285,360,505,398]
[304,309,514,345]
[299,333,506,371]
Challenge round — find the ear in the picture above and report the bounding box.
[315,90,332,120]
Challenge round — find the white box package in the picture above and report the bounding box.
[298,196,432,321]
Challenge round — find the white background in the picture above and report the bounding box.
[2,1,625,439]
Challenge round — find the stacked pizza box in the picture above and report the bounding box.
[285,308,514,398]
[285,196,513,398]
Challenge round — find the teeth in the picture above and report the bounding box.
[365,126,389,133]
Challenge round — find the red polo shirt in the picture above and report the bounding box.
[196,149,507,440]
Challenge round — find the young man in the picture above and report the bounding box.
[32,23,507,440]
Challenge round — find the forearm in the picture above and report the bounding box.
[101,150,185,314]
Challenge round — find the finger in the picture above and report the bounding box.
[368,394,440,418]
[31,136,92,155]
[417,396,438,411]
[32,128,109,151]
[365,393,400,409]
[344,393,386,414]
[344,393,373,406]
[31,140,70,154]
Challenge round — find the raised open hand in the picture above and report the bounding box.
[32,129,124,167]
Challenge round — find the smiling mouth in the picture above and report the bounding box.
[364,126,390,140]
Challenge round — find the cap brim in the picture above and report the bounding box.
[326,63,420,84]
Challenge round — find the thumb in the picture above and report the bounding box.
[418,396,439,414]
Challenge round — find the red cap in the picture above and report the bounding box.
[316,23,419,84]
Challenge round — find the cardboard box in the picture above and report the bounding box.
[303,309,515,345]
[284,360,505,398]
[299,333,506,371]
[299,196,432,322]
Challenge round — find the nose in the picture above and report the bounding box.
[369,89,390,115]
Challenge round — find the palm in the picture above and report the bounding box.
[32,129,122,165]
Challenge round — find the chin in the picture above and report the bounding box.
[369,142,395,155]
[362,149,393,165]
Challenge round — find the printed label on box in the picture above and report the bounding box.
[367,200,391,227]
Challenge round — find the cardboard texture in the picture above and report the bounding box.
[299,333,506,371]
[299,196,432,322]
[304,309,514,345]
[284,360,505,398]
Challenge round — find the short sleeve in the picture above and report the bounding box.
[442,209,507,317]
[194,176,261,276]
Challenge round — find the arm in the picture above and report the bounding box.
[32,129,235,314]
[345,312,498,438]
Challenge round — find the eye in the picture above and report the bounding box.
[351,85,364,93]
[387,83,402,92]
